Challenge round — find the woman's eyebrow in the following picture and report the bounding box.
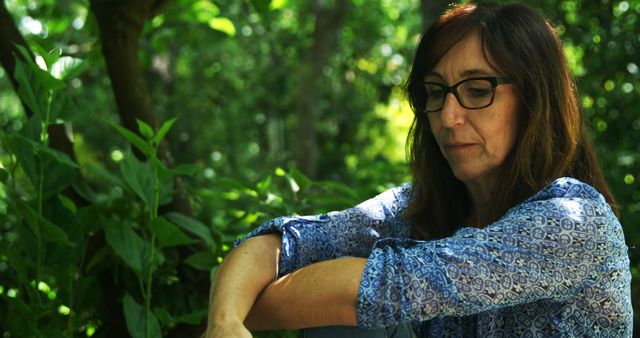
[425,68,494,82]
[424,71,443,81]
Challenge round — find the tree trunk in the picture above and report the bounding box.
[420,0,452,31]
[87,1,204,337]
[293,0,350,178]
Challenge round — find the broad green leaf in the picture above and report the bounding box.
[150,216,196,247]
[123,294,161,338]
[208,17,236,36]
[183,251,217,271]
[58,194,77,214]
[110,123,154,158]
[175,309,207,325]
[3,132,76,195]
[13,59,42,117]
[104,220,146,274]
[120,149,154,208]
[256,174,272,193]
[166,212,216,247]
[154,307,174,325]
[153,116,178,145]
[289,168,311,190]
[49,91,77,122]
[37,144,78,197]
[136,119,155,141]
[50,56,86,80]
[19,202,74,246]
[43,47,62,69]
[170,163,199,176]
[14,46,65,94]
[34,142,78,168]
[14,44,37,68]
[3,133,40,188]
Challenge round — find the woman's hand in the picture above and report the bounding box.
[203,320,252,338]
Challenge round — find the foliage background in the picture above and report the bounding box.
[0,0,638,337]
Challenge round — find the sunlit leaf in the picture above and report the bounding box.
[50,56,86,79]
[208,17,236,36]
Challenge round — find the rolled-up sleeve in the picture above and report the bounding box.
[235,183,413,276]
[357,178,629,328]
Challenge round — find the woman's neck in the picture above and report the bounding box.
[464,178,496,228]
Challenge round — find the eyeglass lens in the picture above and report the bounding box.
[425,79,495,112]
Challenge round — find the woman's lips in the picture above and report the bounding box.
[443,143,476,155]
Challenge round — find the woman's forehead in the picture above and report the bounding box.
[426,32,497,81]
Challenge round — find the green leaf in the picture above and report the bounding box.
[255,174,272,193]
[208,17,236,36]
[58,194,77,214]
[50,56,86,80]
[49,91,77,122]
[14,44,37,68]
[120,149,154,207]
[123,294,161,338]
[2,133,37,188]
[190,0,220,23]
[3,133,77,195]
[183,251,217,271]
[19,202,74,246]
[150,217,196,247]
[13,59,42,117]
[289,167,312,189]
[110,123,154,158]
[34,142,78,168]
[165,212,216,247]
[170,163,199,176]
[153,116,178,145]
[136,119,155,141]
[104,220,146,275]
[270,0,288,10]
[44,47,62,69]
[175,309,207,325]
[154,307,174,325]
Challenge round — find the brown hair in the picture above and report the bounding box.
[404,2,617,240]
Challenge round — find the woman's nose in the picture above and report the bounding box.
[439,92,466,128]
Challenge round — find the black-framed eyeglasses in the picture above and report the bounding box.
[423,76,512,113]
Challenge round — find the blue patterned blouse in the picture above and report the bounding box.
[239,177,632,337]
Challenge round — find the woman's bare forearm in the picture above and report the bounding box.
[206,233,282,335]
[245,257,367,330]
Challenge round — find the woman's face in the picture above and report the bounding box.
[425,32,519,190]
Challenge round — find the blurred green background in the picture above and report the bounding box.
[0,0,638,337]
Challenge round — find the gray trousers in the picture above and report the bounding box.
[300,323,415,338]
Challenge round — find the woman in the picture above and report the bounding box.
[205,2,632,337]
